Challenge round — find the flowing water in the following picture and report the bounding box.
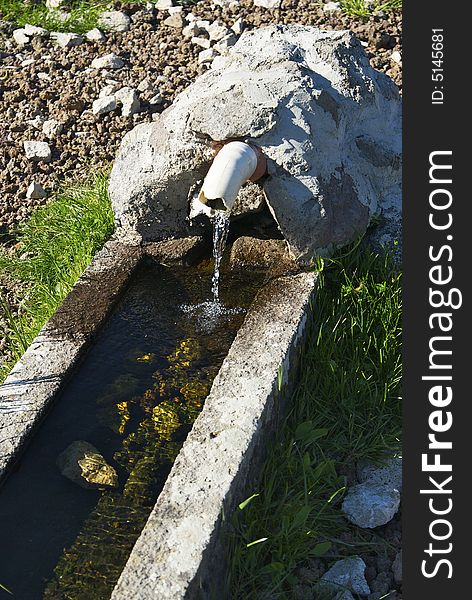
[181,211,235,334]
[211,211,231,303]
[0,259,265,600]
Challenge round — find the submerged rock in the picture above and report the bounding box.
[57,441,118,489]
[109,25,401,263]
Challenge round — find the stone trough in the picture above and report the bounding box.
[0,235,316,598]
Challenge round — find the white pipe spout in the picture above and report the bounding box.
[197,141,266,212]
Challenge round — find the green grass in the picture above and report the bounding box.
[227,245,402,599]
[0,0,198,33]
[0,173,114,382]
[339,0,402,18]
[0,1,115,34]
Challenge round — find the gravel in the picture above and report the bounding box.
[0,1,402,237]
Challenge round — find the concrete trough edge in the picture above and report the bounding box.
[111,270,318,600]
[0,236,142,481]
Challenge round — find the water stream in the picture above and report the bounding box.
[181,211,235,333]
[211,210,231,303]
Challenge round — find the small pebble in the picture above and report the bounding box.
[26,181,47,199]
[85,28,106,42]
[91,53,124,70]
[92,95,117,115]
[23,141,52,162]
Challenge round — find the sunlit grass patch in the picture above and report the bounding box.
[227,245,402,599]
[0,173,114,381]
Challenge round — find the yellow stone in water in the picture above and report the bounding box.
[152,400,181,440]
[116,401,130,434]
[135,353,155,363]
[78,452,118,488]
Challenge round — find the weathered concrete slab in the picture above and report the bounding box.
[230,235,299,278]
[0,238,142,482]
[143,236,209,265]
[112,271,317,599]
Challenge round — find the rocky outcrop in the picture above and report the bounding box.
[109,25,401,263]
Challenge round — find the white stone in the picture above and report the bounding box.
[168,6,183,14]
[210,55,227,70]
[23,141,52,162]
[137,79,153,92]
[182,22,200,38]
[37,72,51,81]
[26,181,47,199]
[231,18,244,35]
[13,29,29,46]
[86,28,106,42]
[213,34,237,55]
[48,9,70,23]
[99,11,131,32]
[208,20,230,42]
[99,84,116,98]
[191,36,211,49]
[213,0,238,5]
[391,50,402,64]
[149,93,164,105]
[23,24,49,37]
[196,20,211,31]
[323,2,341,12]
[321,558,371,597]
[253,0,281,8]
[45,0,66,8]
[163,13,183,28]
[50,32,83,48]
[115,87,141,117]
[27,115,46,130]
[42,119,63,138]
[21,58,35,67]
[155,0,173,9]
[198,48,216,64]
[185,13,196,22]
[91,53,124,69]
[92,96,117,115]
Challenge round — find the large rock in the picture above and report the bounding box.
[109,25,401,263]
